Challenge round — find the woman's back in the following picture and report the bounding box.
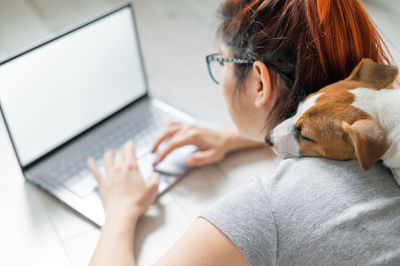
[201,158,400,265]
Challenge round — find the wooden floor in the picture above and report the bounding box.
[0,0,399,265]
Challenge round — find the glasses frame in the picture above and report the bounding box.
[205,53,294,88]
[205,53,254,85]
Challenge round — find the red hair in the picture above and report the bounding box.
[308,0,392,78]
[217,0,394,131]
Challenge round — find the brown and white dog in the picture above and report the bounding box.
[266,59,400,184]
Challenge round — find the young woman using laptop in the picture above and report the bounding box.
[88,0,400,265]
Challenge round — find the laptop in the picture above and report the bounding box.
[0,3,211,226]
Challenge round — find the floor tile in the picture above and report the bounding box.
[63,229,100,266]
[0,0,50,60]
[42,195,97,241]
[165,165,234,220]
[0,183,72,266]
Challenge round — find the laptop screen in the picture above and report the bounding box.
[0,5,147,167]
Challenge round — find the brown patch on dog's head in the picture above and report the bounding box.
[296,103,392,169]
[295,103,370,160]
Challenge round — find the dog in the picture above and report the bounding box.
[266,58,400,184]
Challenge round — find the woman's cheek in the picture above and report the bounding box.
[220,69,246,134]
[220,67,235,111]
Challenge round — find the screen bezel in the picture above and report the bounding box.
[0,2,150,171]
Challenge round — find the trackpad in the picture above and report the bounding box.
[154,145,197,176]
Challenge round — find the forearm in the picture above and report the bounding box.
[224,129,265,153]
[89,216,138,266]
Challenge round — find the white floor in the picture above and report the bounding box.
[0,0,399,265]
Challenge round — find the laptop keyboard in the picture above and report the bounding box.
[45,104,184,198]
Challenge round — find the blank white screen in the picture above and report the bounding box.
[0,7,146,167]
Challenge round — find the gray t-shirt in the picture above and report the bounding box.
[199,157,400,266]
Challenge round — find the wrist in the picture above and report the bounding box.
[100,216,138,252]
[103,211,140,232]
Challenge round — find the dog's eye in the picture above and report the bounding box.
[300,134,315,142]
[295,126,315,143]
[295,126,302,135]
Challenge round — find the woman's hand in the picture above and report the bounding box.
[152,122,231,167]
[88,141,159,224]
[152,122,264,167]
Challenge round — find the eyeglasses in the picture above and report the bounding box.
[205,53,294,88]
[205,53,254,85]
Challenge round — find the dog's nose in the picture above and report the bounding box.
[264,131,273,147]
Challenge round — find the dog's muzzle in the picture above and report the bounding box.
[264,131,273,147]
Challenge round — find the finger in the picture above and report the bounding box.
[103,149,114,170]
[146,172,160,197]
[124,141,136,163]
[151,123,181,153]
[186,150,216,166]
[115,150,125,164]
[148,172,160,186]
[152,137,193,166]
[87,157,103,185]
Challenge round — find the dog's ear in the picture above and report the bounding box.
[345,58,399,88]
[342,119,392,170]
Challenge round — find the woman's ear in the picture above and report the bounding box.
[252,61,273,108]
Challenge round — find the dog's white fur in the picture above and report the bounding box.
[269,93,321,158]
[351,87,400,183]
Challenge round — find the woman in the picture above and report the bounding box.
[88,0,400,265]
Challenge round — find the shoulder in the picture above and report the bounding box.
[264,157,400,264]
[263,157,396,217]
[264,157,393,188]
